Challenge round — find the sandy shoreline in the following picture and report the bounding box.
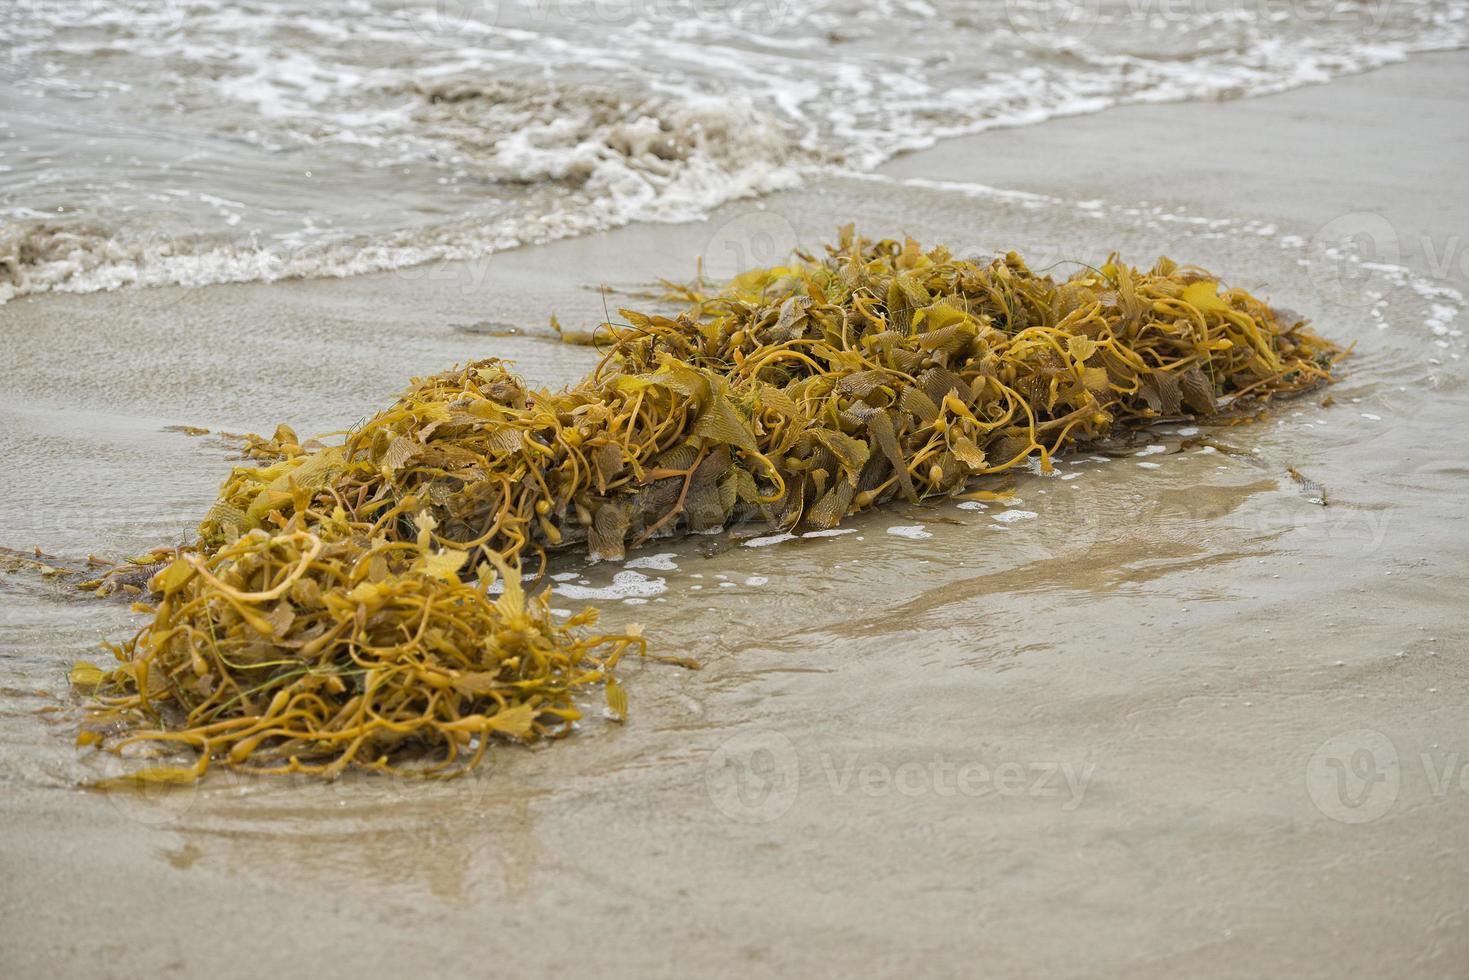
[3,54,1467,978]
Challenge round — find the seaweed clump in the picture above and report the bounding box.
[78,229,1341,781]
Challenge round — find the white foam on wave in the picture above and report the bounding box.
[0,80,805,303]
[4,0,1468,301]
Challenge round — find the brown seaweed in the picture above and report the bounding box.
[76,230,1342,781]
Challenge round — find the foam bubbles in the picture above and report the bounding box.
[553,571,667,601]
[624,552,679,571]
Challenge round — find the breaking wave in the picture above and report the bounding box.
[1,0,1465,302]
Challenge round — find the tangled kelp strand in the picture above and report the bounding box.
[80,502,653,781]
[79,229,1341,780]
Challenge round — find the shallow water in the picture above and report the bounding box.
[2,67,1465,789]
[2,48,1468,976]
[4,0,1467,300]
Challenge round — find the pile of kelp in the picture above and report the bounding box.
[76,229,1341,781]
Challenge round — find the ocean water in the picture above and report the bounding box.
[1,0,1465,302]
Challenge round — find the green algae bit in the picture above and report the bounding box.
[76,229,1343,782]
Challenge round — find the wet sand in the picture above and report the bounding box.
[3,54,1468,978]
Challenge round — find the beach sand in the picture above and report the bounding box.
[2,53,1467,978]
